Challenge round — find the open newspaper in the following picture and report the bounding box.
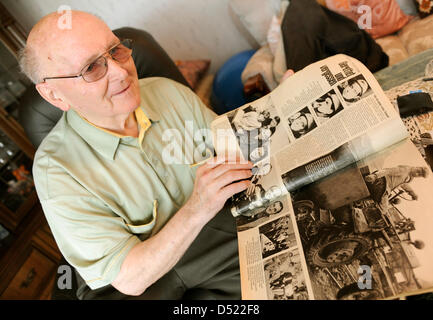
[211,54,433,300]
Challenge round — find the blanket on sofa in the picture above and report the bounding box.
[281,0,389,73]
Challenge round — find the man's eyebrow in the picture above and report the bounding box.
[81,39,120,68]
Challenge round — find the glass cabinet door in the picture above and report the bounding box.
[0,7,37,234]
[0,129,37,231]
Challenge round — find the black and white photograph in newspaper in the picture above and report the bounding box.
[227,96,287,163]
[311,89,344,123]
[236,199,285,232]
[231,183,284,219]
[290,140,433,300]
[230,156,287,218]
[337,74,372,104]
[400,114,433,171]
[264,250,310,300]
[259,215,297,259]
[288,107,318,140]
[413,132,433,170]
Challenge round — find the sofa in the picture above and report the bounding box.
[376,14,433,66]
[226,0,433,102]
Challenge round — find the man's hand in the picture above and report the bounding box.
[112,158,253,296]
[185,157,253,223]
[280,69,295,84]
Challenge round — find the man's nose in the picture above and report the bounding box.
[105,55,129,80]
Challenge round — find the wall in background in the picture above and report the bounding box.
[1,0,257,73]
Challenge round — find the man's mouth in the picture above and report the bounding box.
[113,83,131,96]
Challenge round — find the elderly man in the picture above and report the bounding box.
[21,10,254,299]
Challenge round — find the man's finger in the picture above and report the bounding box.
[210,169,253,191]
[219,180,251,200]
[206,161,253,180]
[280,69,295,84]
[205,155,249,168]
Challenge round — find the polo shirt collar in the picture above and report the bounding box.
[140,103,160,123]
[66,102,159,160]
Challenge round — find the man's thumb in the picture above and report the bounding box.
[280,69,295,83]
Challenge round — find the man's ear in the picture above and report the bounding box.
[35,82,70,111]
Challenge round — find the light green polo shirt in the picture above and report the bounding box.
[33,77,216,289]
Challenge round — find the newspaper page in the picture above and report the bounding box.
[236,195,313,300]
[238,138,433,300]
[211,54,409,216]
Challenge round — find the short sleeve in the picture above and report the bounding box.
[41,193,141,289]
[34,155,141,289]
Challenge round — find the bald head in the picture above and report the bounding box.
[23,10,140,123]
[20,11,112,84]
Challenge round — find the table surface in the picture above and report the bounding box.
[378,49,433,172]
[374,48,433,91]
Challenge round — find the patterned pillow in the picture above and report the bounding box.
[414,0,433,18]
[175,60,211,90]
[398,14,433,56]
[325,0,411,39]
[375,35,409,65]
[241,45,278,90]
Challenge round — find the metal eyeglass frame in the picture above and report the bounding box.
[42,38,133,83]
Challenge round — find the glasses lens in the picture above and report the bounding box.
[82,56,108,82]
[81,39,132,82]
[110,40,132,63]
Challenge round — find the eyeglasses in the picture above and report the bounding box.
[43,39,133,83]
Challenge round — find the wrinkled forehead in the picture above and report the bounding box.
[38,14,118,73]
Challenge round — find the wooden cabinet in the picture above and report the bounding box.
[0,203,62,300]
[0,93,62,300]
[1,232,58,299]
[0,4,62,300]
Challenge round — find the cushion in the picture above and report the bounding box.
[266,0,290,56]
[398,14,433,56]
[325,0,411,39]
[211,50,256,114]
[174,59,210,90]
[273,37,288,83]
[375,35,410,65]
[267,15,283,56]
[414,0,433,18]
[241,45,278,90]
[194,74,215,108]
[229,0,282,46]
